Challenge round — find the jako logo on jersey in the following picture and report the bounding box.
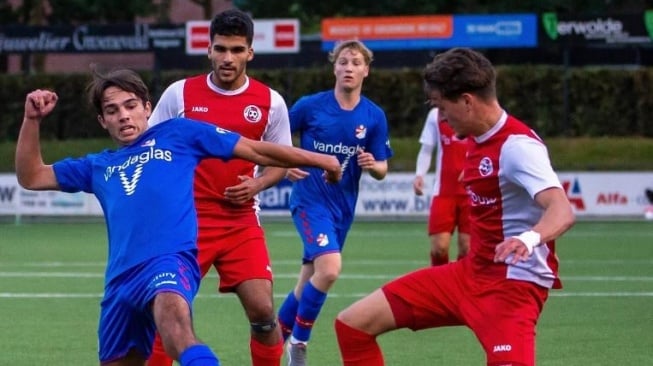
[479,157,493,176]
[316,233,329,247]
[243,105,262,123]
[492,344,512,353]
[355,124,367,139]
[104,147,173,195]
[191,106,209,113]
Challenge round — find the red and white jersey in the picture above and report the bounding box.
[418,108,468,196]
[149,74,292,224]
[463,112,563,289]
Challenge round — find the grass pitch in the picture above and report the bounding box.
[1,220,652,365]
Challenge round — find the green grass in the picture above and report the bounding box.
[1,220,652,365]
[2,137,653,172]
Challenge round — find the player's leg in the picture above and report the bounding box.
[236,278,284,366]
[217,226,283,366]
[428,196,457,265]
[455,194,471,260]
[149,252,219,366]
[466,279,548,366]
[283,206,343,365]
[102,348,147,366]
[286,252,341,365]
[152,293,216,361]
[147,219,221,366]
[278,263,314,342]
[334,289,395,366]
[98,274,150,366]
[336,263,466,365]
[429,232,452,265]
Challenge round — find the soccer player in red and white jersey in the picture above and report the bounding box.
[146,9,290,366]
[413,107,470,266]
[334,48,575,366]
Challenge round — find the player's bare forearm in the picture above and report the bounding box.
[367,160,388,180]
[16,90,60,190]
[532,187,576,242]
[256,166,287,190]
[234,139,341,180]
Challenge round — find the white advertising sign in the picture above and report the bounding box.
[0,175,18,214]
[2,172,652,218]
[185,19,300,55]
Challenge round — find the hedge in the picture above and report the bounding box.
[1,65,652,141]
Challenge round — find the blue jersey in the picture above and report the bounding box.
[52,118,240,284]
[289,90,393,227]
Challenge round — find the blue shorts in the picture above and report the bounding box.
[97,251,200,363]
[291,205,350,264]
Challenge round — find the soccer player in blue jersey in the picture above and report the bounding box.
[14,69,341,366]
[276,40,393,365]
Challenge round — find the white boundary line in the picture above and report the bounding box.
[1,271,653,281]
[1,292,653,299]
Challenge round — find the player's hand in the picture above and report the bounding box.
[357,148,376,171]
[286,168,309,182]
[494,237,531,264]
[24,90,58,122]
[322,156,342,183]
[413,176,424,195]
[224,175,263,204]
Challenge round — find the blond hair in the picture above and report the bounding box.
[328,40,374,65]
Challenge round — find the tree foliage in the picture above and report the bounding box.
[45,0,157,24]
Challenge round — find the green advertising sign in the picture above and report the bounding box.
[645,10,653,39]
[542,12,558,40]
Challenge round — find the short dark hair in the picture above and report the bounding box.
[423,48,496,101]
[210,9,254,45]
[87,69,150,115]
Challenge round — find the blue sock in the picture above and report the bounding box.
[292,281,327,343]
[179,344,220,366]
[278,291,300,342]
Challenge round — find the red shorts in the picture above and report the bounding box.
[383,258,549,366]
[428,195,470,235]
[197,217,272,293]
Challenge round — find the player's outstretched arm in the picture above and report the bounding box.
[15,90,60,191]
[233,138,342,183]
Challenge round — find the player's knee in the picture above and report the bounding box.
[250,319,277,334]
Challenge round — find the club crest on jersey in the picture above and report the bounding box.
[141,138,156,147]
[243,105,262,123]
[316,233,329,247]
[355,124,367,139]
[478,157,493,176]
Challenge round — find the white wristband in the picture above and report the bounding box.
[512,230,541,255]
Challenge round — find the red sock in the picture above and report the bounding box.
[147,332,174,366]
[250,337,283,366]
[334,318,384,366]
[431,252,449,266]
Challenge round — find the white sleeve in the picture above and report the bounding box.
[148,80,186,127]
[500,135,562,198]
[262,89,292,146]
[415,108,439,176]
[415,145,434,176]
